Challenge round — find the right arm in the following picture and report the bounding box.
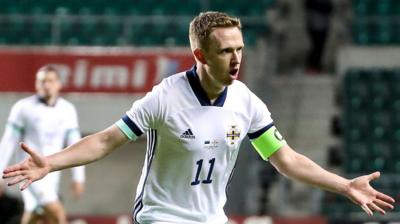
[2,124,129,190]
[4,79,163,190]
[50,124,128,171]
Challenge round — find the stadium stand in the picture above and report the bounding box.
[324,67,400,221]
[0,0,275,46]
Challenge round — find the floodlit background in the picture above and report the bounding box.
[1,0,400,223]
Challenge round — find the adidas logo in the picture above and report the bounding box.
[180,129,195,139]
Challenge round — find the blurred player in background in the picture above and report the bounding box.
[2,12,395,223]
[0,65,85,224]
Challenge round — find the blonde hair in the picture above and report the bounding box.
[189,11,241,51]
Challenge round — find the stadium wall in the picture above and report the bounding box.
[337,46,400,75]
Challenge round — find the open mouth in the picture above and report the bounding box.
[229,68,239,76]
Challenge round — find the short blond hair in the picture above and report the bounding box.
[189,11,241,51]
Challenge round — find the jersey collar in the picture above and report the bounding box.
[186,65,228,107]
[36,95,58,107]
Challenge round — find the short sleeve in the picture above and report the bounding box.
[116,84,163,141]
[66,105,80,130]
[246,90,287,160]
[66,104,81,146]
[247,91,274,138]
[7,100,25,134]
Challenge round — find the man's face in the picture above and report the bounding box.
[202,26,244,87]
[35,71,61,99]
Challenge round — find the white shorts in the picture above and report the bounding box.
[21,171,61,212]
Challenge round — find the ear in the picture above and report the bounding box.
[193,48,207,65]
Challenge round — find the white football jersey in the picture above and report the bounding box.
[0,95,85,190]
[116,66,274,224]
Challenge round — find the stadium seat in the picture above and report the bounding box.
[370,112,391,130]
[345,83,368,99]
[345,158,365,173]
[6,18,28,44]
[173,22,191,45]
[394,21,400,44]
[373,0,392,16]
[345,96,366,110]
[322,193,347,215]
[353,0,372,16]
[370,157,387,172]
[390,161,400,173]
[373,18,394,44]
[370,96,387,111]
[394,1,400,17]
[344,111,368,129]
[4,2,25,14]
[78,7,93,16]
[345,141,368,158]
[29,19,52,44]
[98,19,123,45]
[391,68,400,96]
[369,142,390,158]
[352,19,372,45]
[59,19,76,44]
[78,20,100,45]
[346,127,364,141]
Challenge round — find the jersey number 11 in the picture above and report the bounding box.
[190,158,215,186]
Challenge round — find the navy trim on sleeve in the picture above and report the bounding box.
[122,115,144,136]
[247,123,274,140]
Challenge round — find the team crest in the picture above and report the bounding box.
[226,125,241,145]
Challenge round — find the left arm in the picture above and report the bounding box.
[269,145,395,216]
[245,86,393,215]
[269,145,349,193]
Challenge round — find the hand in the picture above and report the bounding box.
[345,171,395,216]
[2,143,51,191]
[71,181,85,199]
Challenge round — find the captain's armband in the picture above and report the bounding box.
[250,126,287,160]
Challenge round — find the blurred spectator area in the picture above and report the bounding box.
[0,0,276,46]
[342,68,400,174]
[324,65,400,221]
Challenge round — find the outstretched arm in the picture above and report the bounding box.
[2,124,129,190]
[269,145,395,216]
